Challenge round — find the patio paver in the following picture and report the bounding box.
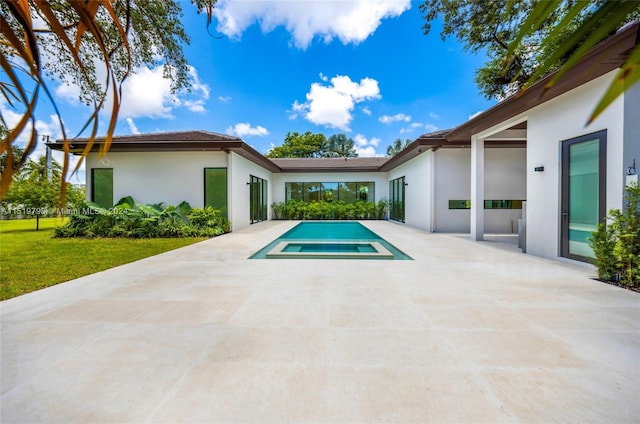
[1,221,639,423]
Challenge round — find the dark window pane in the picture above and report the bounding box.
[204,168,227,217]
[92,168,113,208]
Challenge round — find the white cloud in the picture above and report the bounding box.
[400,122,439,134]
[105,65,211,119]
[187,66,210,100]
[292,75,381,130]
[0,99,85,181]
[183,100,206,113]
[362,106,372,116]
[218,96,232,102]
[126,118,140,135]
[55,83,81,105]
[424,123,439,132]
[353,134,382,157]
[213,0,411,49]
[379,113,411,124]
[118,67,174,118]
[226,122,269,137]
[429,112,440,119]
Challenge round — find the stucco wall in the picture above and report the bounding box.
[434,149,470,232]
[526,71,625,259]
[228,152,274,231]
[85,151,228,207]
[387,150,433,231]
[485,148,527,233]
[432,148,526,233]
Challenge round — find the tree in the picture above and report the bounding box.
[323,134,358,158]
[1,156,85,230]
[420,0,640,116]
[0,0,217,200]
[386,139,412,157]
[266,132,328,158]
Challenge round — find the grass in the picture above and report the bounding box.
[0,218,206,300]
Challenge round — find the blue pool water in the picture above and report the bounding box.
[250,221,412,260]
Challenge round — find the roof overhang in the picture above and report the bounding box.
[446,21,640,142]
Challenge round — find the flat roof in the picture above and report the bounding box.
[271,157,389,172]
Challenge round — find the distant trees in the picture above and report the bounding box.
[266,132,358,158]
[1,0,217,199]
[324,134,358,158]
[386,139,412,157]
[0,156,85,230]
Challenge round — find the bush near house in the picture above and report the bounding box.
[54,196,231,238]
[271,199,388,220]
[589,182,640,289]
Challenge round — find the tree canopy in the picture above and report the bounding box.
[386,139,412,157]
[0,0,216,200]
[420,0,640,114]
[1,156,85,229]
[323,134,358,158]
[266,132,359,158]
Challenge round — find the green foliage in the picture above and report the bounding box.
[266,132,361,158]
[266,132,327,158]
[271,199,388,221]
[323,134,358,158]
[0,156,85,225]
[420,0,640,101]
[386,139,412,157]
[589,183,640,287]
[54,196,231,239]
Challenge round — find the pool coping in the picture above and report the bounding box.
[265,240,394,259]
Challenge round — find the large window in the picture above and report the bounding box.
[389,176,405,222]
[91,168,113,208]
[250,175,268,224]
[204,168,228,217]
[285,182,375,203]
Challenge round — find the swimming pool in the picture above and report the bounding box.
[249,221,412,260]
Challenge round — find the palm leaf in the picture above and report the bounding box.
[588,44,640,124]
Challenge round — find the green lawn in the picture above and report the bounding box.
[0,218,206,300]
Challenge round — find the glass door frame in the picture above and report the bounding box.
[560,130,607,261]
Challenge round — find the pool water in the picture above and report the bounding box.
[249,221,412,260]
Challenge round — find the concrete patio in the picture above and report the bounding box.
[1,220,639,423]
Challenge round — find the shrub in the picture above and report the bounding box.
[270,199,386,221]
[589,182,640,287]
[54,197,231,239]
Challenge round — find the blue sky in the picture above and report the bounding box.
[5,0,497,172]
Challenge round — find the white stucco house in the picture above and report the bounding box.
[49,22,640,265]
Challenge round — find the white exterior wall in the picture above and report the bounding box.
[526,71,625,259]
[270,172,388,205]
[485,148,527,233]
[85,151,228,207]
[432,148,526,233]
[228,152,274,231]
[387,151,433,231]
[434,149,471,232]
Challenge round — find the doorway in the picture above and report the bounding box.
[560,130,606,261]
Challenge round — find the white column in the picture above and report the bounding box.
[470,135,484,241]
